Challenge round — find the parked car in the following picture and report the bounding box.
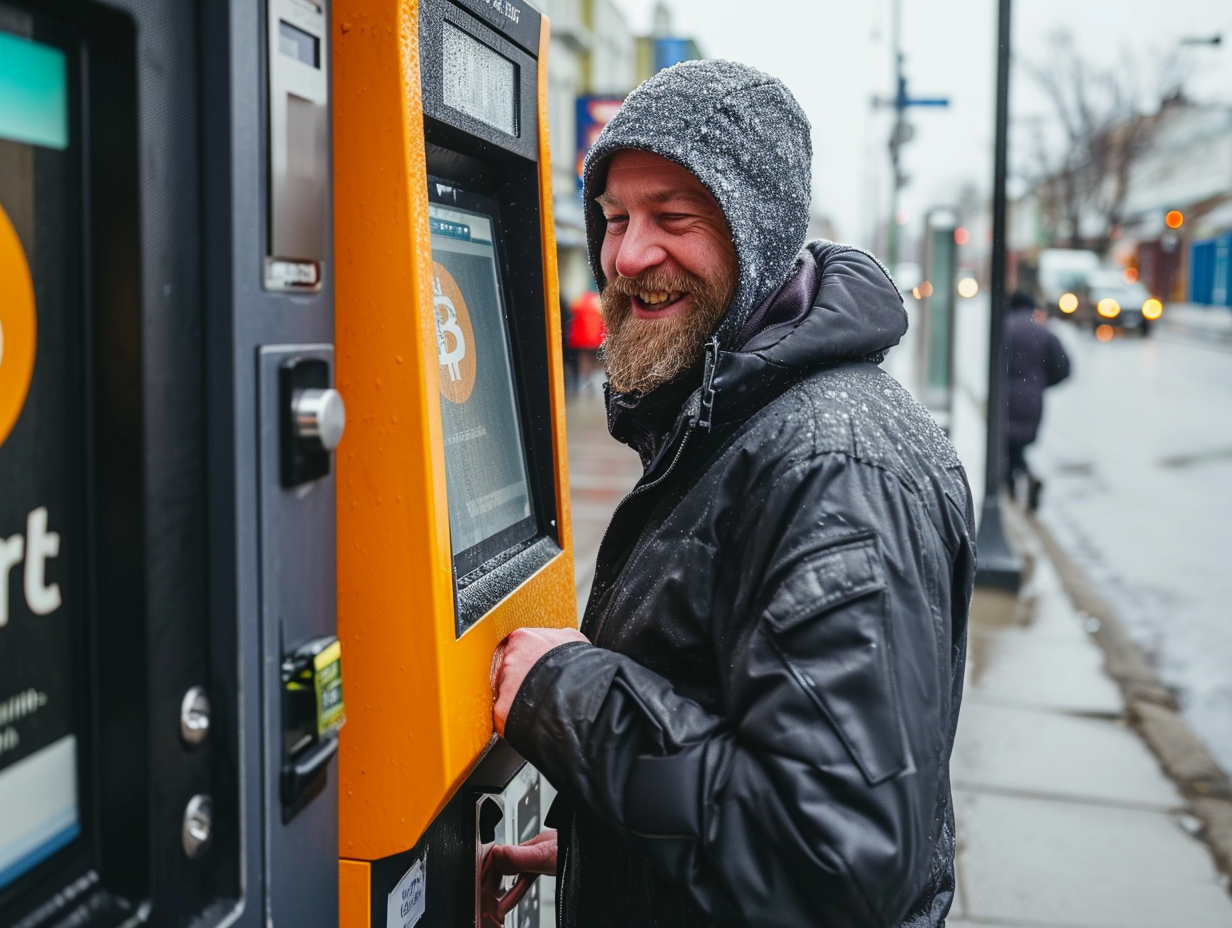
[1069,269,1162,336]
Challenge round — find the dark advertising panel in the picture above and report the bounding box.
[0,25,83,893]
[428,192,537,584]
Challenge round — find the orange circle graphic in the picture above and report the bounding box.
[432,262,477,405]
[0,203,37,449]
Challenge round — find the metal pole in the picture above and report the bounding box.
[974,0,1022,591]
[886,0,903,267]
[887,58,905,267]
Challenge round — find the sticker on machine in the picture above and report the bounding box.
[0,202,37,449]
[433,262,477,405]
[386,854,426,928]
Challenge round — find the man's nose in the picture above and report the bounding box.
[613,219,668,280]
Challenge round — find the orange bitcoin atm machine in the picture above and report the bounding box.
[333,0,575,925]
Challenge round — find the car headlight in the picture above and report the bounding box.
[1059,293,1078,313]
[1097,298,1121,319]
[1142,298,1163,320]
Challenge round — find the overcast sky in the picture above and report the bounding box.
[612,0,1232,249]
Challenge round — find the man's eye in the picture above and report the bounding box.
[604,215,628,229]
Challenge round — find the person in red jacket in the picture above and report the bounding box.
[566,289,605,390]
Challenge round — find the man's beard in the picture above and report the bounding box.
[598,266,737,395]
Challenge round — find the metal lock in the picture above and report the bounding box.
[182,794,213,859]
[180,686,211,748]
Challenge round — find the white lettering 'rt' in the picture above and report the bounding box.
[24,507,61,616]
[0,533,23,628]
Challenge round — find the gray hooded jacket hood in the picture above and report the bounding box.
[582,59,813,348]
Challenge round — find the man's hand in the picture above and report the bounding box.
[491,627,588,737]
[479,830,558,927]
[478,828,561,921]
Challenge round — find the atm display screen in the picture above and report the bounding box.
[0,26,83,893]
[428,189,537,579]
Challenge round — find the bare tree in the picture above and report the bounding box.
[1021,31,1188,257]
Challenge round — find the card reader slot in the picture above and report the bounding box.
[281,736,338,809]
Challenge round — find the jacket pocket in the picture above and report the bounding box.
[763,534,908,786]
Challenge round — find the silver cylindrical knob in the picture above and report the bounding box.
[183,794,213,859]
[292,388,345,452]
[180,686,210,747]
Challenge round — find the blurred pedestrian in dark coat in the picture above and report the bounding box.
[1005,290,1071,509]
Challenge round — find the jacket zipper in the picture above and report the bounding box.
[587,339,719,646]
[587,424,695,646]
[557,823,571,927]
[560,342,719,924]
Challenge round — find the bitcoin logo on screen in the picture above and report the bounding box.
[432,262,476,404]
[0,203,37,449]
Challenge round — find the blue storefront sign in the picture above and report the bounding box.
[654,38,693,72]
[575,95,625,190]
[1190,233,1232,307]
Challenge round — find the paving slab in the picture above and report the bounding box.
[965,632,1123,717]
[1016,561,1101,645]
[953,702,1181,809]
[955,791,1232,928]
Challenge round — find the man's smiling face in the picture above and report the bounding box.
[596,150,737,394]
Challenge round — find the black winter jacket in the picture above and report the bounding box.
[505,242,976,928]
[1004,309,1071,445]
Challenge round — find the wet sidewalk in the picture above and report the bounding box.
[566,389,642,614]
[563,386,1232,926]
[950,507,1232,927]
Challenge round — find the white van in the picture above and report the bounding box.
[1037,248,1101,313]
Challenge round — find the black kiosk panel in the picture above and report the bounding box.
[0,23,85,900]
[420,0,561,638]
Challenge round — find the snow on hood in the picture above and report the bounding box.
[581,59,812,349]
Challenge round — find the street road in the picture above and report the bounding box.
[890,295,1232,773]
[1031,321,1232,774]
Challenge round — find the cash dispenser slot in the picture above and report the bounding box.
[474,750,545,928]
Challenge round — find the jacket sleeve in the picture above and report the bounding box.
[1044,330,1071,386]
[505,454,965,928]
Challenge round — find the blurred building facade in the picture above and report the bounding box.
[1009,100,1232,307]
[529,0,703,304]
[1124,103,1232,307]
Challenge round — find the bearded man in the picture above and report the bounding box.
[488,59,975,928]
